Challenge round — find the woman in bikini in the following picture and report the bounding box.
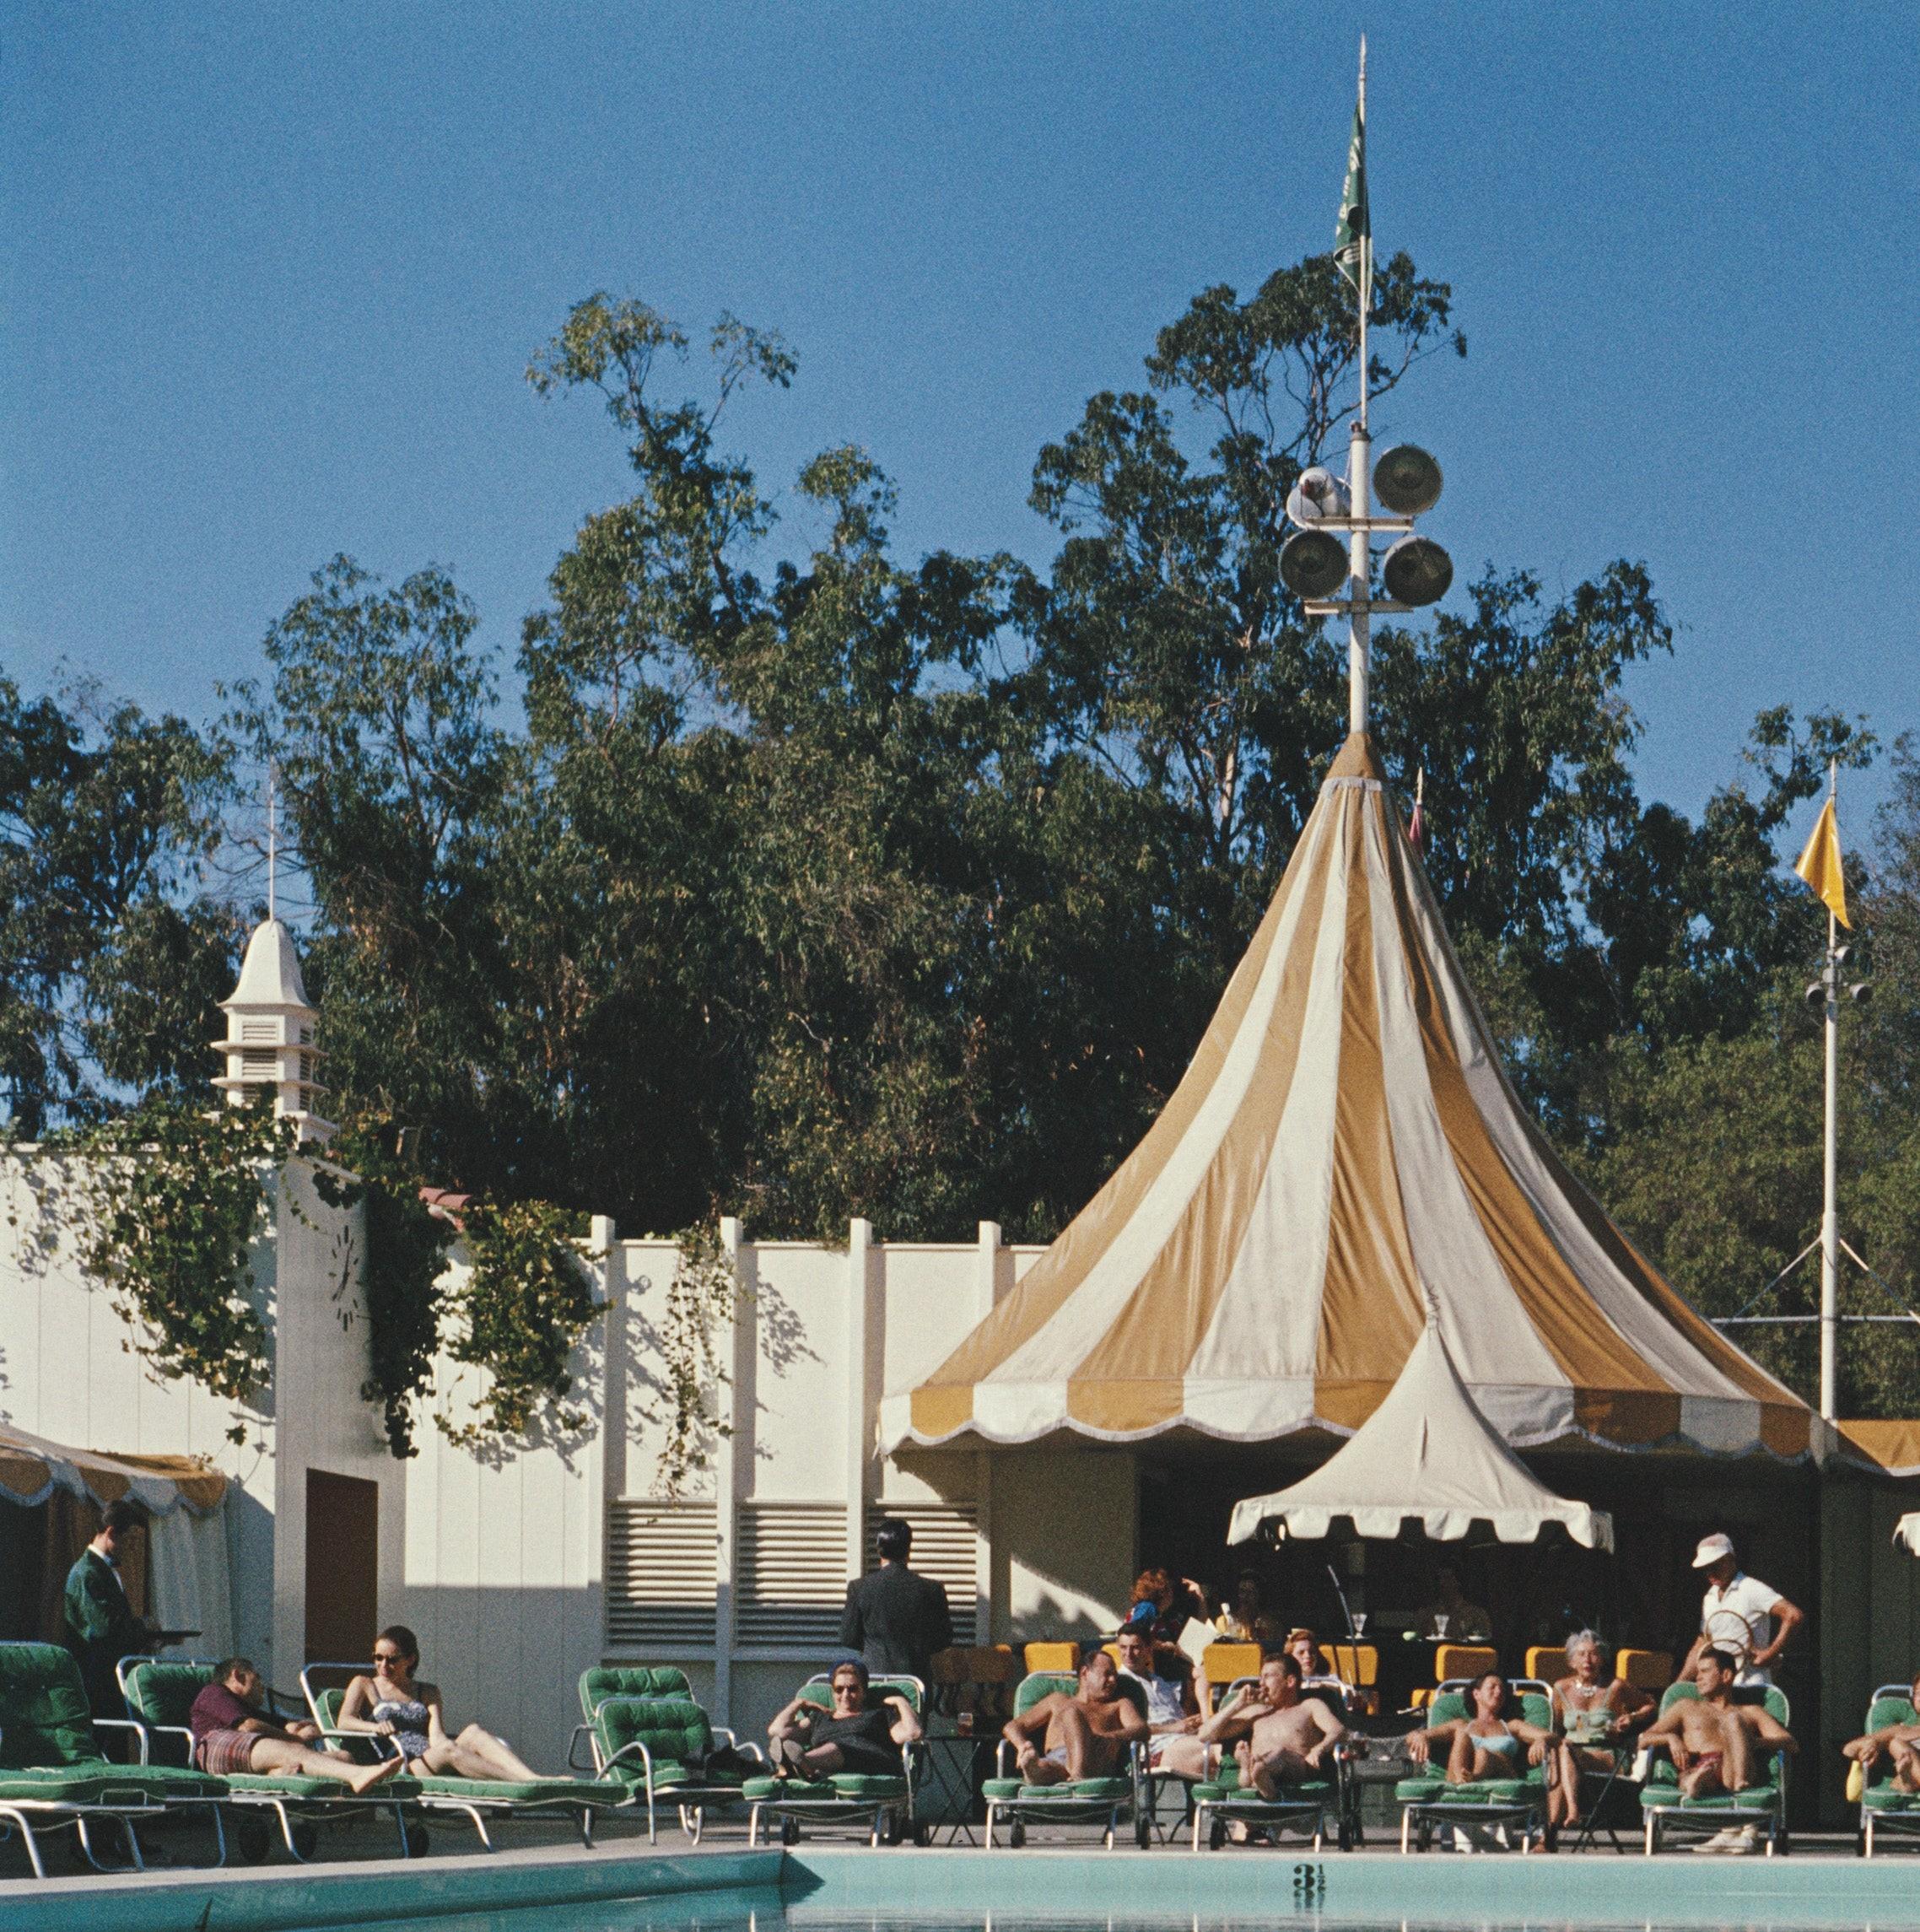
[1551,1629,1653,1826]
[336,1623,555,1781]
[1407,1670,1568,1829]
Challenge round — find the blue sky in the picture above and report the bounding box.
[5,3,1914,854]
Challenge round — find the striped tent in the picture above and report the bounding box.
[882,733,1816,1460]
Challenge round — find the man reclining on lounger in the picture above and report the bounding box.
[1842,1670,1920,1794]
[1114,1625,1206,1779]
[190,1658,403,1795]
[1198,1650,1345,1798]
[768,1659,922,1780]
[1002,1649,1146,1786]
[1641,1648,1796,1805]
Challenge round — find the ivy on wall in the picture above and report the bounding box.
[438,1199,603,1447]
[26,1097,296,1433]
[652,1220,742,1495]
[8,1101,742,1478]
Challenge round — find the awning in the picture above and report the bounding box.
[1839,1419,1920,1479]
[0,1422,227,1515]
[1897,1514,1920,1557]
[1227,1320,1613,1551]
[886,734,1817,1461]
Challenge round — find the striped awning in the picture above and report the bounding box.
[0,1422,227,1514]
[882,733,1816,1460]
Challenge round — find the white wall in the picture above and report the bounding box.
[3,1155,1141,1767]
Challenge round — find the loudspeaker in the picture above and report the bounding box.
[1373,444,1443,515]
[1279,529,1350,601]
[1381,535,1453,607]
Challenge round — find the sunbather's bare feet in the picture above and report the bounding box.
[348,1756,406,1795]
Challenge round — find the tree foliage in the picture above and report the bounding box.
[6,251,1916,1419]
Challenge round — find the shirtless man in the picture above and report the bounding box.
[1842,1670,1920,1794]
[1197,1651,1345,1798]
[1002,1650,1146,1786]
[1641,1648,1796,1801]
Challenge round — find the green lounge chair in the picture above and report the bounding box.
[573,1666,696,1780]
[1854,1683,1918,1859]
[591,1694,760,1843]
[0,1640,228,1878]
[116,1655,418,1862]
[1185,1670,1358,1852]
[1637,1681,1790,1855]
[743,1673,924,1847]
[982,1670,1146,1849]
[301,1664,631,1850]
[1395,1681,1555,1854]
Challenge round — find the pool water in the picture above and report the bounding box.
[311,1849,1920,1932]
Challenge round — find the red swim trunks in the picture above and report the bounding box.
[195,1728,258,1776]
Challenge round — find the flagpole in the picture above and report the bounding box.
[1819,758,1839,1420]
[1347,35,1370,737]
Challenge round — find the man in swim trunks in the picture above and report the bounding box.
[768,1659,922,1778]
[1001,1649,1146,1786]
[1641,1648,1796,1803]
[188,1658,404,1794]
[1197,1651,1346,1798]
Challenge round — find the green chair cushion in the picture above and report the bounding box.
[0,1763,225,1803]
[1639,1783,1778,1811]
[742,1773,907,1800]
[1865,1697,1917,1734]
[980,1774,1131,1801]
[413,1775,623,1805]
[224,1773,423,1800]
[1397,1777,1535,1804]
[1011,1673,1077,1720]
[1862,1784,1920,1813]
[120,1659,216,1731]
[592,1697,714,1782]
[578,1666,693,1720]
[1194,1781,1330,1805]
[0,1643,105,1770]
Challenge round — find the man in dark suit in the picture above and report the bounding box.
[839,1519,953,1686]
[63,1499,155,1717]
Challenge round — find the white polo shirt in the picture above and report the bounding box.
[1701,1570,1785,1686]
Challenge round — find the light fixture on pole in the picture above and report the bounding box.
[1288,37,1453,737]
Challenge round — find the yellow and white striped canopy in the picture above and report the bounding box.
[882,734,1815,1460]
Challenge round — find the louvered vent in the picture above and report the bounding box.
[736,1503,848,1647]
[606,1499,717,1647]
[240,1050,278,1077]
[866,1503,979,1647]
[241,1020,277,1043]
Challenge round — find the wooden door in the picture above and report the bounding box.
[305,1470,379,1665]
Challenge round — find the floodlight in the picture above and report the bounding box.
[1380,534,1453,607]
[1373,444,1444,515]
[1280,529,1351,602]
[1851,981,1874,1004]
[1834,945,1852,966]
[1804,981,1827,1010]
[1286,467,1351,527]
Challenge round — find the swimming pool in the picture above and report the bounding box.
[8,1843,1920,1932]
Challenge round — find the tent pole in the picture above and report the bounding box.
[1819,760,1840,1421]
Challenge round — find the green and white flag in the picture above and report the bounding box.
[1334,44,1369,302]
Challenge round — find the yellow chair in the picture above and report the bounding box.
[1022,1640,1081,1675]
[1616,1648,1672,1692]
[1524,1645,1568,1685]
[1200,1640,1264,1687]
[1326,1642,1378,1688]
[1434,1643,1498,1684]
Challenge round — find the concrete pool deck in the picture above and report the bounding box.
[5,1832,1920,1932]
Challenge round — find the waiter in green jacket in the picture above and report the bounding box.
[63,1500,155,1717]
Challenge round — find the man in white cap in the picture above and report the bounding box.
[1680,1534,1804,1688]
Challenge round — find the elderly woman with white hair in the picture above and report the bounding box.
[1551,1629,1656,1827]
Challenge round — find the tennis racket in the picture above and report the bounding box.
[1702,1607,1755,1673]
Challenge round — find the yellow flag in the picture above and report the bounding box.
[1794,796,1849,928]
